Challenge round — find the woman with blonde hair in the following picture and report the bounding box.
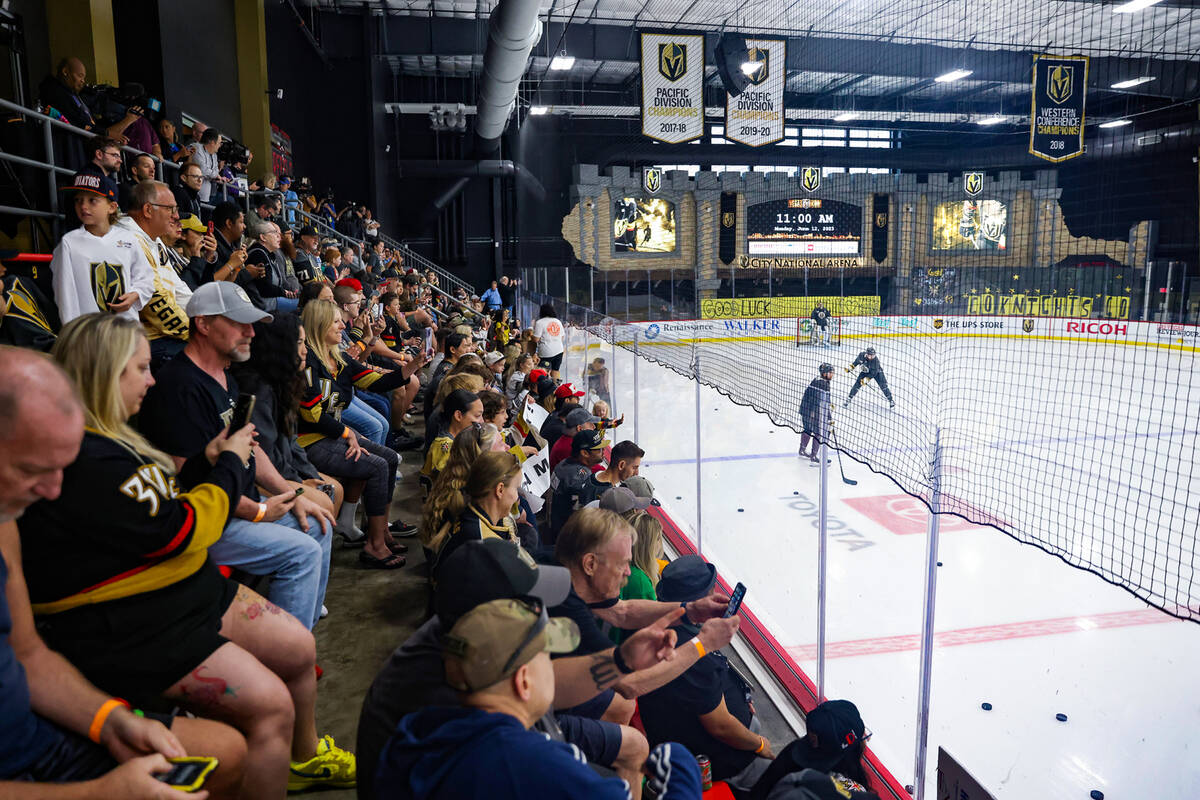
[426,450,523,578]
[422,371,486,451]
[299,300,410,568]
[420,425,501,550]
[19,313,356,797]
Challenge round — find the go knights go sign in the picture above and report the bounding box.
[640,31,705,144]
[1029,54,1088,162]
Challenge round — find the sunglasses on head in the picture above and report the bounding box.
[501,597,547,675]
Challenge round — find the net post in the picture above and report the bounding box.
[633,330,640,444]
[694,353,703,555]
[611,326,618,416]
[817,388,831,700]
[913,428,943,800]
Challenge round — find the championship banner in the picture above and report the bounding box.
[1029,54,1088,162]
[640,31,705,144]
[871,194,889,264]
[719,191,737,265]
[725,38,785,146]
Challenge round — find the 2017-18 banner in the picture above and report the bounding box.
[725,38,786,147]
[1029,54,1088,162]
[640,31,705,144]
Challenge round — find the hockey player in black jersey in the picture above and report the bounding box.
[798,362,835,462]
[844,347,895,409]
[810,303,833,346]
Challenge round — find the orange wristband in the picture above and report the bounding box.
[88,698,130,743]
[342,426,353,439]
[693,639,707,659]
[252,502,267,523]
[755,736,767,754]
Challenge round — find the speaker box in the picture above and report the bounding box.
[715,33,751,97]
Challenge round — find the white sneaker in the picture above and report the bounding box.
[320,605,329,619]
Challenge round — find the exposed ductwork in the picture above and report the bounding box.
[474,0,542,151]
[395,160,546,209]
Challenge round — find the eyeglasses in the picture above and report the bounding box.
[149,203,179,214]
[501,597,547,675]
[103,150,122,158]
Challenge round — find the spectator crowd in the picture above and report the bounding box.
[0,53,884,800]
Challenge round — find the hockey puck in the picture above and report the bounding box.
[793,491,799,495]
[1056,713,1068,722]
[937,561,943,567]
[737,508,744,513]
[1090,792,1104,800]
[981,702,992,711]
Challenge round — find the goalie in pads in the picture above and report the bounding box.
[810,303,833,347]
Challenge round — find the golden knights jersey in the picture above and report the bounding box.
[116,217,192,342]
[49,226,155,325]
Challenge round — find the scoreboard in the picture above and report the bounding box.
[746,198,862,255]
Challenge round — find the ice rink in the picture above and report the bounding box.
[564,317,1200,799]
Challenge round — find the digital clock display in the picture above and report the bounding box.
[746,198,862,255]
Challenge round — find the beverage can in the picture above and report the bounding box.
[696,754,712,791]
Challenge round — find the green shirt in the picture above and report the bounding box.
[610,566,657,644]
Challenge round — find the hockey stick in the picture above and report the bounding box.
[826,421,858,486]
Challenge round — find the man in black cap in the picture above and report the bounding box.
[749,699,876,800]
[548,429,609,542]
[639,556,775,790]
[844,348,894,409]
[291,225,324,285]
[355,538,688,800]
[798,364,835,463]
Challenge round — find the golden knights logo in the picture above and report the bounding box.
[658,43,687,82]
[801,167,820,193]
[933,318,944,329]
[90,261,125,309]
[964,172,983,197]
[875,212,888,228]
[745,46,769,86]
[1047,64,1073,104]
[722,212,735,228]
[1022,318,1036,333]
[642,167,662,195]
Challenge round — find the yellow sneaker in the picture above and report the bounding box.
[287,735,356,792]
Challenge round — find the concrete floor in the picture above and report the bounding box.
[308,441,797,798]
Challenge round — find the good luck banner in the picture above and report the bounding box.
[725,38,786,147]
[1029,54,1088,163]
[640,31,705,144]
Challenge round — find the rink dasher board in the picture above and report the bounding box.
[582,316,1200,352]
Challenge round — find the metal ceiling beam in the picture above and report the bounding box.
[374,18,1200,100]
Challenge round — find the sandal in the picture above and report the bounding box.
[359,550,407,569]
[385,540,409,555]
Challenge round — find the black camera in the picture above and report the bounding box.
[217,139,251,166]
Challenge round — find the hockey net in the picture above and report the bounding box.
[794,317,841,347]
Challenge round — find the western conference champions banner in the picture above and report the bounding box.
[725,39,786,147]
[1029,54,1088,162]
[640,31,705,144]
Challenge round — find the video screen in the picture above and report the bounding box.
[932,200,1008,251]
[746,198,861,255]
[613,197,677,254]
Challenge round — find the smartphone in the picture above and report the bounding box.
[206,220,214,236]
[316,483,336,500]
[156,756,218,792]
[229,393,256,433]
[724,582,747,618]
[293,486,305,497]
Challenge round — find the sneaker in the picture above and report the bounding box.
[389,519,419,537]
[288,735,356,792]
[320,605,329,619]
[340,527,368,548]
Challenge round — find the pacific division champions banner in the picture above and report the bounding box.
[640,31,705,144]
[725,38,785,147]
[1029,54,1088,163]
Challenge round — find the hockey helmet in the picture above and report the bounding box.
[865,347,876,356]
[819,363,834,374]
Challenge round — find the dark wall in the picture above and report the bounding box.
[156,0,241,138]
[265,6,370,211]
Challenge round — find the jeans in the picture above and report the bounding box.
[210,511,332,630]
[357,390,392,429]
[344,395,388,445]
[274,296,299,314]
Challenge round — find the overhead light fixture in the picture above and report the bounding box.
[1099,119,1132,128]
[976,115,1006,126]
[833,112,858,121]
[1110,76,1155,89]
[1112,0,1164,13]
[530,105,549,115]
[934,68,973,83]
[549,53,575,71]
